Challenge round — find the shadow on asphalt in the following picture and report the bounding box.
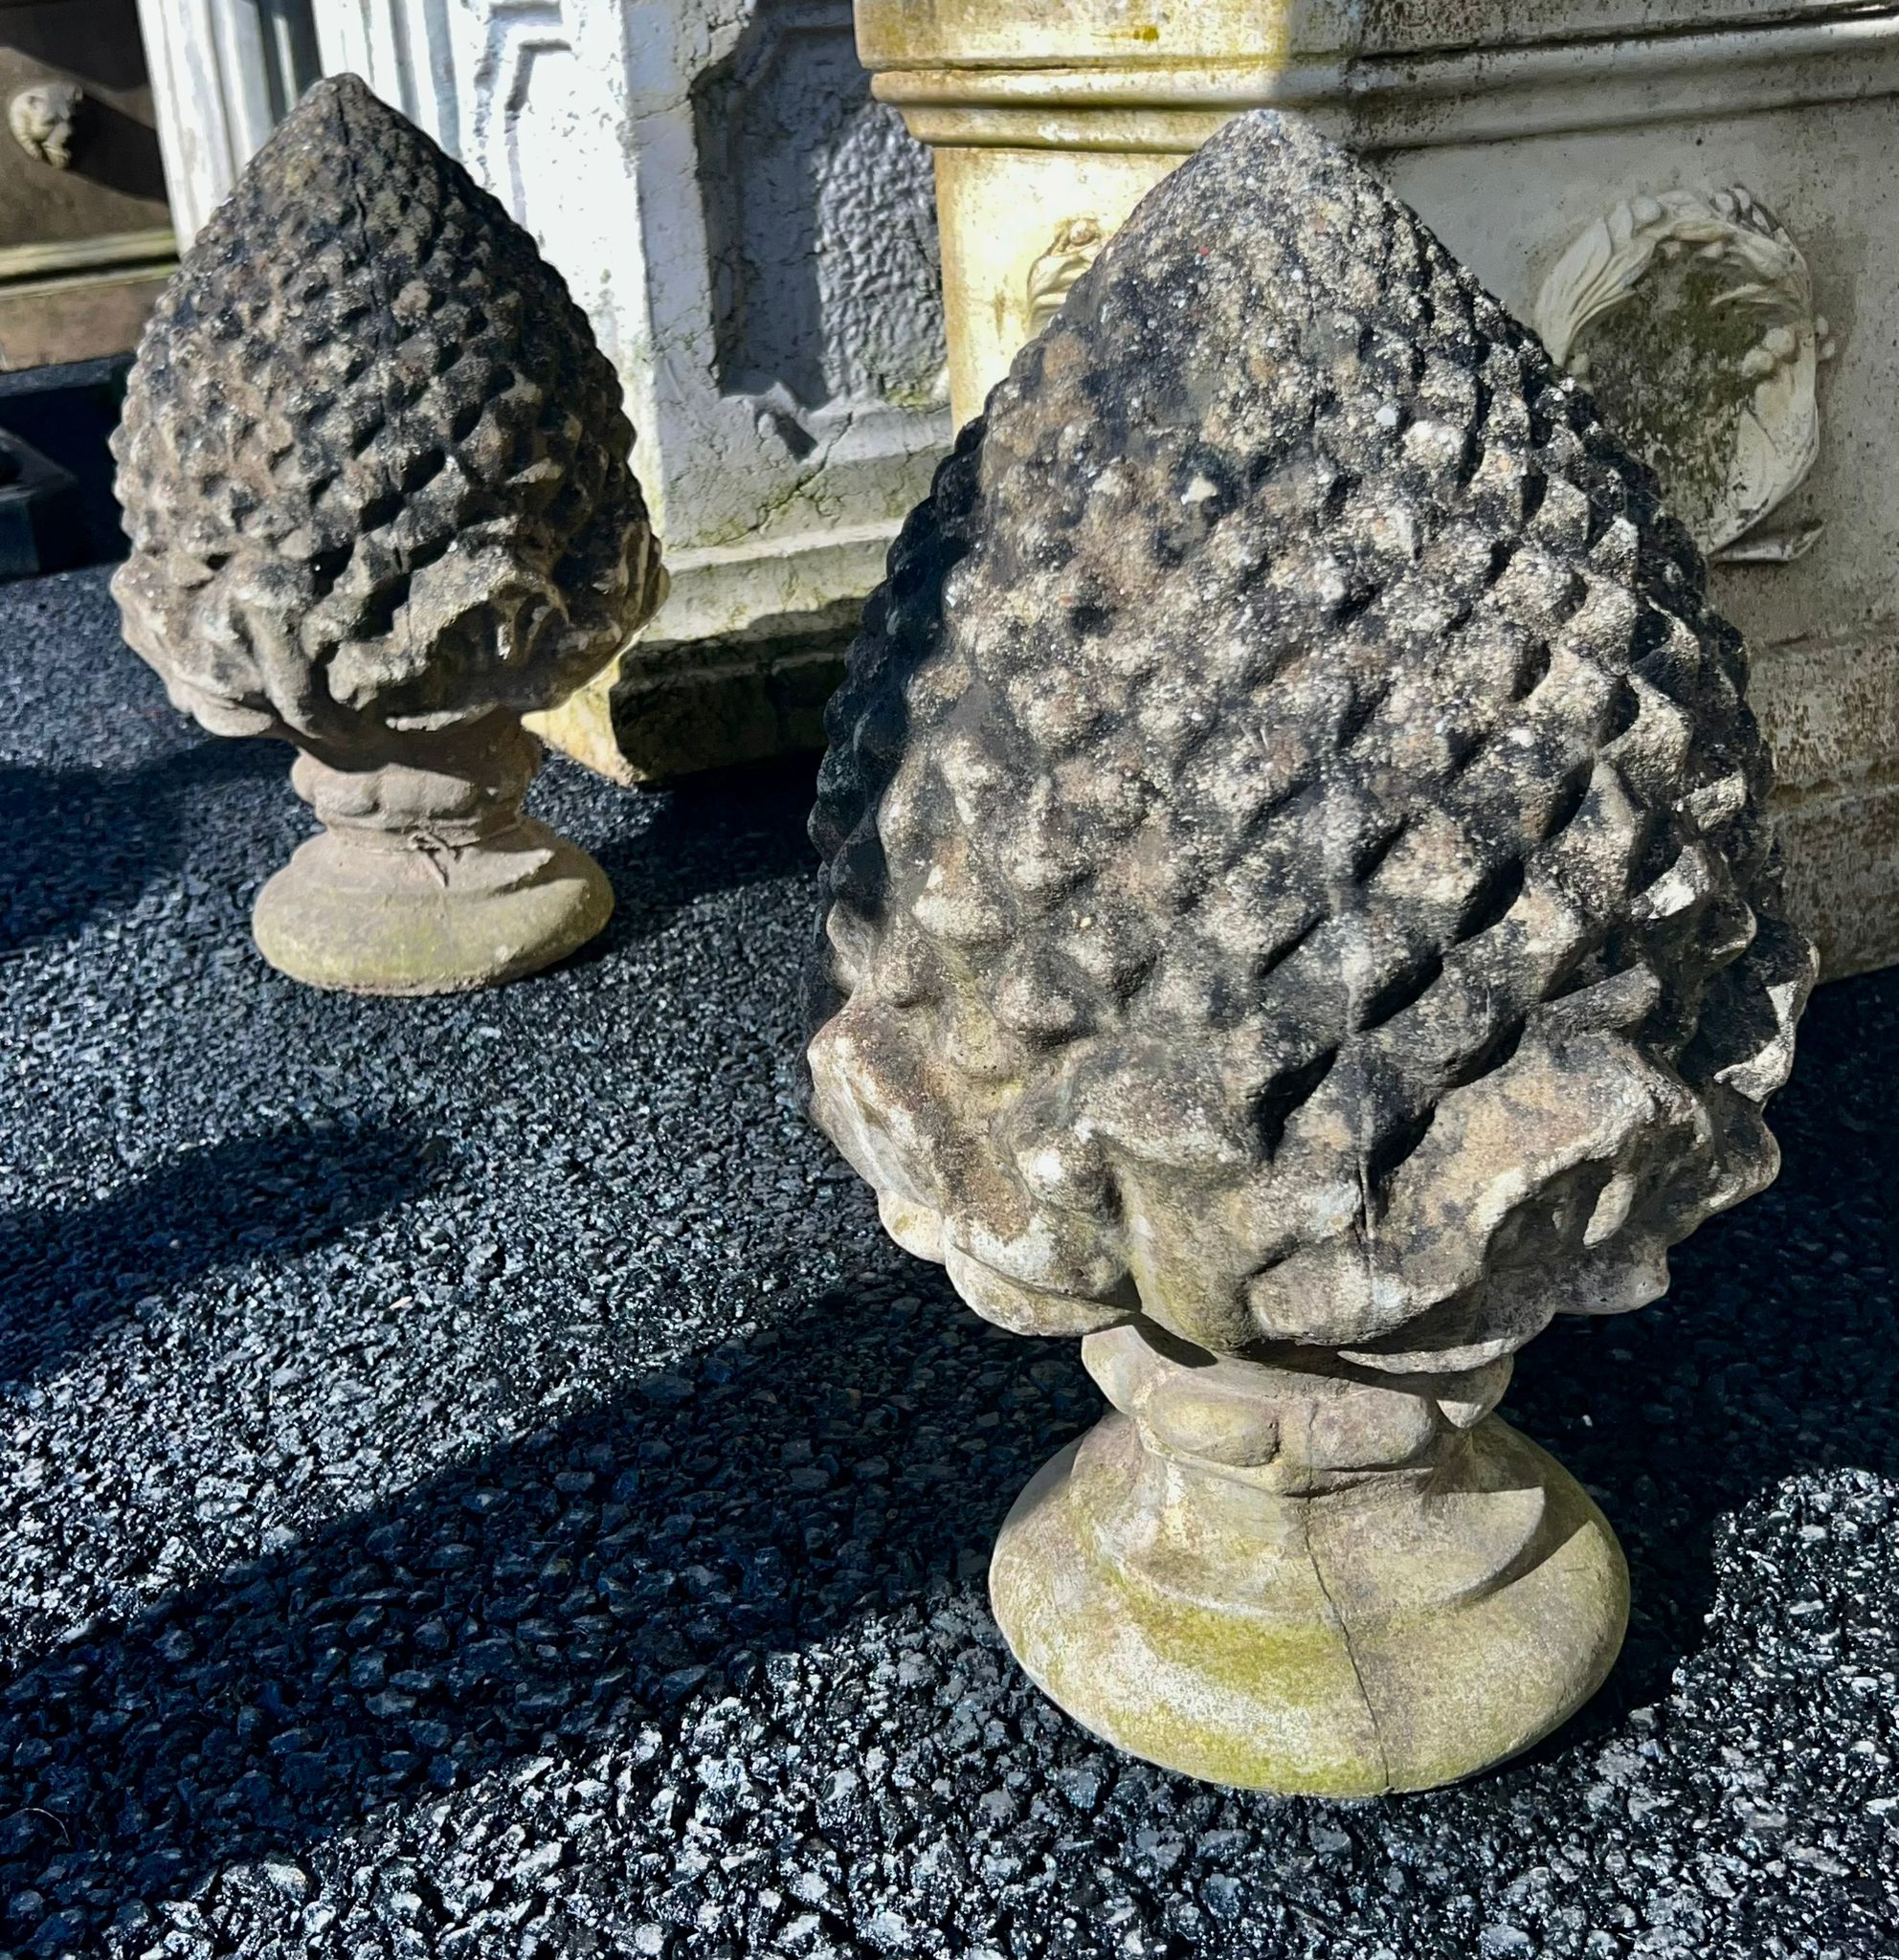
[0,744,283,955]
[0,740,815,967]
[0,960,1891,1927]
[575,752,821,951]
[0,1126,446,1391]
[0,1278,1094,1930]
[1503,964,1899,1749]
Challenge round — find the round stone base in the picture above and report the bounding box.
[252,819,614,995]
[990,1411,1627,1796]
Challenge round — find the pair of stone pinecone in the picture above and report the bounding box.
[116,78,1814,1797]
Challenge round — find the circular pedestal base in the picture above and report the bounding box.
[990,1413,1627,1795]
[252,821,614,995]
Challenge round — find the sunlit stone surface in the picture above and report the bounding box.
[807,112,1816,1794]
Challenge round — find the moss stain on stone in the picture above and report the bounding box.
[1573,255,1779,546]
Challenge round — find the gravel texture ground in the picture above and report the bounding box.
[1,565,1895,1960]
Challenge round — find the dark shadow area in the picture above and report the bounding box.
[0,1125,447,1390]
[578,752,821,947]
[0,0,159,94]
[64,95,168,206]
[0,433,87,577]
[1500,963,1899,1737]
[0,1281,1095,1947]
[0,741,282,954]
[0,355,134,569]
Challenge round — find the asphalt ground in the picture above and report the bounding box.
[1,565,1895,1959]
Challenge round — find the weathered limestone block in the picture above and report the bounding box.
[111,74,664,994]
[808,113,1816,1794]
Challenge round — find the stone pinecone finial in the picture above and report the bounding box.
[809,110,1815,1377]
[807,105,1819,1798]
[109,74,665,993]
[112,71,661,749]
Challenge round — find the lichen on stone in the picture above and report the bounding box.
[111,73,663,752]
[808,111,1815,1376]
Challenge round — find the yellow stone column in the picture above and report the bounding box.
[856,1,1276,426]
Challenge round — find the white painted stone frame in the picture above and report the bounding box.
[136,0,321,243]
[313,0,951,777]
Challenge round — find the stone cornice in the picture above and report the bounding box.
[871,11,1899,150]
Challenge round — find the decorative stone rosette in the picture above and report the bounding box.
[1025,217,1106,337]
[111,74,664,994]
[808,112,1815,1793]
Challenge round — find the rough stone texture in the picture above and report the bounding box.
[812,109,1811,1367]
[697,11,944,412]
[110,72,663,993]
[1,565,1895,1955]
[809,112,1817,1792]
[862,2,1899,983]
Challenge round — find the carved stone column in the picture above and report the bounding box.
[315,0,952,784]
[855,0,1899,980]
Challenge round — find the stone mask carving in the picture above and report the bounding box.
[807,111,1815,1794]
[111,74,665,994]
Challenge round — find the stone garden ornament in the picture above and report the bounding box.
[112,75,664,994]
[808,114,1816,1795]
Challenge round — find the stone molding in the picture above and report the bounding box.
[855,0,1884,69]
[0,227,176,284]
[866,10,1899,150]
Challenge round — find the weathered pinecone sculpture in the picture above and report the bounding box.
[808,113,1815,1795]
[111,73,664,993]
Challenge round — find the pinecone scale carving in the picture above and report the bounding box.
[112,74,664,992]
[807,111,1816,1794]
